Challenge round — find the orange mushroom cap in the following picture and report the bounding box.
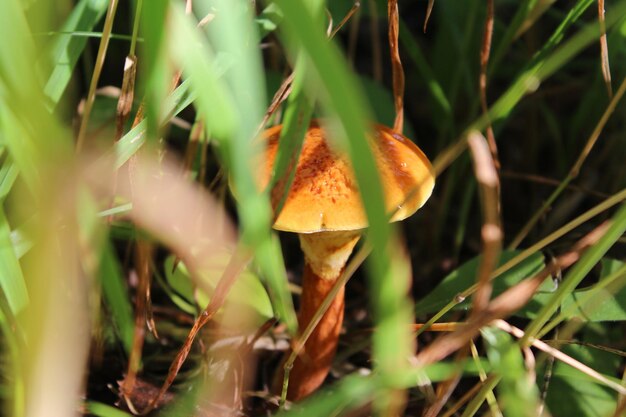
[260,121,435,233]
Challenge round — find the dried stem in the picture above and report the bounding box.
[479,0,499,171]
[467,131,502,315]
[598,0,612,98]
[495,320,626,396]
[388,0,404,132]
[414,221,610,366]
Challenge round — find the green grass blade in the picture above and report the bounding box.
[169,1,297,332]
[0,208,28,314]
[398,20,452,131]
[85,401,132,417]
[0,156,18,202]
[43,0,108,108]
[524,202,626,342]
[482,327,539,417]
[139,0,168,140]
[268,56,313,216]
[473,0,626,132]
[490,0,539,72]
[114,79,192,168]
[99,242,134,354]
[274,0,414,412]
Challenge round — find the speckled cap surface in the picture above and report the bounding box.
[259,121,435,233]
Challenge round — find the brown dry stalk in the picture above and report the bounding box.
[414,220,610,367]
[598,0,613,98]
[107,55,138,224]
[422,346,467,417]
[479,0,499,171]
[440,376,490,417]
[423,132,502,417]
[120,242,154,413]
[424,0,435,32]
[116,56,138,140]
[495,320,626,396]
[137,248,252,415]
[330,1,361,38]
[388,0,404,132]
[467,131,502,314]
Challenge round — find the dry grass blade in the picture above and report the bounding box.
[85,153,246,413]
[138,248,252,414]
[467,131,502,314]
[479,0,499,171]
[414,221,610,366]
[388,0,404,132]
[423,132,502,417]
[120,242,154,411]
[423,0,435,33]
[330,1,361,39]
[598,0,612,98]
[495,320,626,396]
[440,377,492,417]
[115,56,138,141]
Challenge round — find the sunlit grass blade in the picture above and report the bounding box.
[114,79,192,168]
[482,327,539,417]
[0,208,28,314]
[0,156,18,202]
[471,0,626,133]
[169,1,297,332]
[274,0,414,413]
[43,0,108,108]
[523,201,626,342]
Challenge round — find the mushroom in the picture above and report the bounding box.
[259,120,435,401]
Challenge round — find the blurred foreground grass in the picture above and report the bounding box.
[1,0,626,416]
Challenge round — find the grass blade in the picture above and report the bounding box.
[0,208,28,314]
[43,0,108,108]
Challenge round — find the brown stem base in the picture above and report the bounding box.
[274,263,345,401]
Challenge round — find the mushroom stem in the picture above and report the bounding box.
[283,263,345,400]
[276,230,360,401]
